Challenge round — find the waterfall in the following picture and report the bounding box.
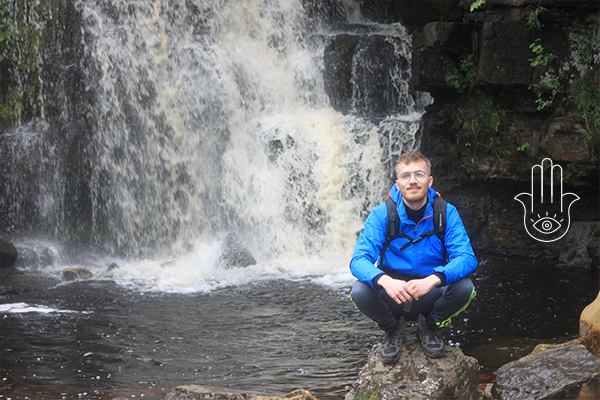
[0,0,431,288]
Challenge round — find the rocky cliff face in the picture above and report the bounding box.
[345,0,600,264]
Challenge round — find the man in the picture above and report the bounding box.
[350,151,477,364]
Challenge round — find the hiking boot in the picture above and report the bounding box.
[380,316,404,365]
[417,314,445,358]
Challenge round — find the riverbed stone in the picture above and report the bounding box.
[580,291,600,357]
[0,239,18,268]
[63,267,93,281]
[494,341,600,400]
[164,385,318,400]
[345,331,481,400]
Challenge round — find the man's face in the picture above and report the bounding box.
[395,160,433,207]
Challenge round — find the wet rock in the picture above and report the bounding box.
[63,267,93,281]
[494,341,600,400]
[540,119,593,164]
[219,233,257,269]
[412,22,476,92]
[13,243,58,269]
[474,20,534,87]
[108,262,119,271]
[345,331,481,400]
[164,385,317,400]
[323,34,359,114]
[0,239,18,268]
[324,31,412,119]
[580,292,600,357]
[559,222,600,268]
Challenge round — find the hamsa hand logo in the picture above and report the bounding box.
[514,158,579,242]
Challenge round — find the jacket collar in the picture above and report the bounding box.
[390,184,437,226]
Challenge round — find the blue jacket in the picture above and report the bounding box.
[350,185,477,290]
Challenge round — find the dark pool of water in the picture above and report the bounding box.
[1,256,598,400]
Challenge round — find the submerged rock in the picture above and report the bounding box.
[0,239,18,268]
[164,385,317,400]
[63,267,93,281]
[494,341,600,400]
[346,328,481,400]
[219,233,257,269]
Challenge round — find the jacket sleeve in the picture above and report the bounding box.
[432,204,477,283]
[349,204,388,290]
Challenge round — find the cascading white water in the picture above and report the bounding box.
[2,0,431,290]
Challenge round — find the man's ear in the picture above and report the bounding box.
[428,176,434,188]
[395,180,400,190]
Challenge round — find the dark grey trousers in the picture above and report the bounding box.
[350,275,475,331]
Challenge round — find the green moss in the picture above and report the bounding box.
[0,0,53,126]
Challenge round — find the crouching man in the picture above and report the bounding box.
[350,151,477,364]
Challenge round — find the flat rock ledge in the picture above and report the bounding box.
[164,385,317,400]
[345,333,481,400]
[494,341,600,400]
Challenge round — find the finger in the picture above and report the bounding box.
[550,162,563,208]
[406,286,419,301]
[532,160,544,205]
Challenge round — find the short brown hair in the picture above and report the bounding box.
[395,151,432,177]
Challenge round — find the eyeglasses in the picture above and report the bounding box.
[398,171,429,182]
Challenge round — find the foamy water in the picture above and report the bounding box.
[0,302,89,314]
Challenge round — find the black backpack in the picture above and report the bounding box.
[379,195,447,267]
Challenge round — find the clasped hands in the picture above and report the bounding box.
[377,274,441,305]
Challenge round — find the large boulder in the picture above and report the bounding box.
[494,341,600,400]
[580,292,600,357]
[0,239,18,268]
[345,329,481,400]
[164,385,317,400]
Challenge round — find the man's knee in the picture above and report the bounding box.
[446,277,475,301]
[350,280,376,308]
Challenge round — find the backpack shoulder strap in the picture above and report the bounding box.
[433,194,447,246]
[378,198,399,266]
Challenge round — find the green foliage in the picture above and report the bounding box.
[469,0,486,12]
[534,74,561,111]
[443,52,476,93]
[528,39,560,110]
[528,29,599,137]
[572,33,600,66]
[526,5,547,30]
[517,142,530,152]
[454,91,512,158]
[567,74,600,138]
[529,39,557,69]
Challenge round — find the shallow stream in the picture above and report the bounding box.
[1,253,597,400]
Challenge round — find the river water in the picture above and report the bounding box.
[1,248,597,400]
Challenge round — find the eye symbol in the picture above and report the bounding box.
[532,215,563,234]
